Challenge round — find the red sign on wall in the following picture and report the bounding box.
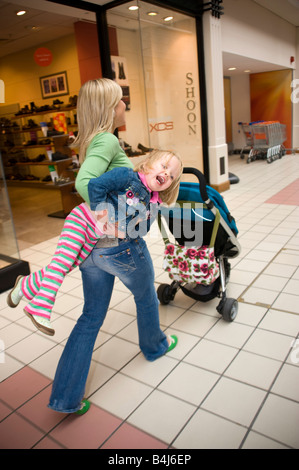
[34,47,53,67]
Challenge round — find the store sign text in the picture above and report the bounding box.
[149,121,174,132]
[186,73,197,135]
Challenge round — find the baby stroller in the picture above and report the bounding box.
[157,167,241,322]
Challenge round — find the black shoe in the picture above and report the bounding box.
[138,143,153,153]
[52,151,69,161]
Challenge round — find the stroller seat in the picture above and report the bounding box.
[157,167,241,322]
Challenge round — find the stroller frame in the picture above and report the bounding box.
[157,168,241,322]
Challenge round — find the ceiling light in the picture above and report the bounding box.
[16,10,26,16]
[163,16,173,22]
[228,67,236,71]
[128,5,139,11]
[244,69,251,73]
[147,11,158,16]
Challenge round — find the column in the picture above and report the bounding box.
[203,12,229,191]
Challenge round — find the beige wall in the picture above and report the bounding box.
[0,34,80,112]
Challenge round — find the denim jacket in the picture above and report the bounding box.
[88,167,160,239]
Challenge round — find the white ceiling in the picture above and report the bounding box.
[0,0,298,77]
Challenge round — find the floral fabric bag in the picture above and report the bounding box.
[161,209,220,285]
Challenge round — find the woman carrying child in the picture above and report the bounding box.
[7,78,182,415]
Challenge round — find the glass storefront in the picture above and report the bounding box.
[107,1,203,175]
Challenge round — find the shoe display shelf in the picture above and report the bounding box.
[0,105,82,218]
[0,152,30,293]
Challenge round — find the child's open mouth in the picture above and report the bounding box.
[156,175,165,185]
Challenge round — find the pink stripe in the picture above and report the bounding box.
[24,305,50,320]
[32,292,55,302]
[28,298,53,308]
[77,203,96,226]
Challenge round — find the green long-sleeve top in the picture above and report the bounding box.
[75,132,134,204]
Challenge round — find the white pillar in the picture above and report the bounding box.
[203,12,229,191]
[293,27,299,151]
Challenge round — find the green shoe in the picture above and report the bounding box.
[7,275,24,308]
[75,399,90,416]
[167,335,178,353]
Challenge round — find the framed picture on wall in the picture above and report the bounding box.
[40,71,69,99]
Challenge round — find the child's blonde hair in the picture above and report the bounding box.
[134,150,183,205]
[71,78,122,163]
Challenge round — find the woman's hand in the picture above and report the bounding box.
[94,210,126,238]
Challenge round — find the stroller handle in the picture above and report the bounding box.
[182,167,213,207]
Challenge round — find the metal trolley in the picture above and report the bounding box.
[239,121,286,164]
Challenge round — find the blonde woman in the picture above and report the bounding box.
[8,79,132,336]
[8,78,182,415]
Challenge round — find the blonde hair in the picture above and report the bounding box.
[134,150,183,205]
[71,78,122,163]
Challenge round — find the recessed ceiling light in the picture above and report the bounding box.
[147,11,158,16]
[163,16,173,22]
[244,69,251,73]
[128,5,139,11]
[228,67,236,71]
[16,10,27,16]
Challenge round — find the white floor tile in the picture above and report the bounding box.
[204,321,255,349]
[201,376,266,427]
[242,431,288,449]
[234,302,267,327]
[224,350,282,389]
[271,363,299,402]
[0,353,25,381]
[7,331,56,364]
[90,373,153,419]
[121,353,178,387]
[251,274,288,292]
[171,311,219,337]
[258,309,299,336]
[101,309,135,335]
[92,336,139,370]
[243,329,295,361]
[173,409,247,449]
[158,362,219,405]
[128,390,196,444]
[272,292,299,314]
[241,286,279,306]
[253,394,299,448]
[184,338,239,374]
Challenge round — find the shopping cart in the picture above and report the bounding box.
[239,121,286,164]
[239,121,266,163]
[251,121,286,163]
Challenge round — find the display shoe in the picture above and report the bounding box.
[138,143,153,153]
[30,154,45,162]
[75,400,90,416]
[7,275,24,308]
[24,310,55,336]
[52,151,69,161]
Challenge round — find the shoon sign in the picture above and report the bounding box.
[186,72,197,135]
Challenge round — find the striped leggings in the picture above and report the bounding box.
[21,203,100,320]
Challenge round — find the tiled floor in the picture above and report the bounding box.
[1,153,299,449]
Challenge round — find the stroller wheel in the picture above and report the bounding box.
[157,283,173,305]
[220,298,238,322]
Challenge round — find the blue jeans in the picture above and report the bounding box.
[48,237,168,413]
